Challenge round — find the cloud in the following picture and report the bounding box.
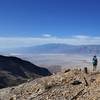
[73,35,90,39]
[0,35,100,48]
[42,34,52,38]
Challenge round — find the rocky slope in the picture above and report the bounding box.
[0,55,51,89]
[0,68,100,100]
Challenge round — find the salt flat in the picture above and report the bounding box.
[12,54,100,73]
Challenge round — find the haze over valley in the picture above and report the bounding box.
[1,43,100,73]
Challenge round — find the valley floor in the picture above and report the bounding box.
[14,54,100,73]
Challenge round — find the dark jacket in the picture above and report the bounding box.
[92,57,98,66]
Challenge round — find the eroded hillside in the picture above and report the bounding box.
[0,69,100,100]
[0,55,51,89]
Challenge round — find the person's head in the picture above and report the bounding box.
[94,55,96,58]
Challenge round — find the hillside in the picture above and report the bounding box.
[0,68,100,100]
[0,55,51,89]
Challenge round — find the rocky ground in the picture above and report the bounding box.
[0,68,100,100]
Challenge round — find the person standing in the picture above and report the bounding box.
[92,55,98,71]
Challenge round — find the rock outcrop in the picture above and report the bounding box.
[0,69,100,100]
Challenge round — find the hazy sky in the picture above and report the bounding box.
[0,0,100,47]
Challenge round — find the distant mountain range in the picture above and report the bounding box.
[1,43,100,54]
[0,55,51,88]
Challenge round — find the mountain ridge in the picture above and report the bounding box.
[0,55,51,89]
[5,43,100,54]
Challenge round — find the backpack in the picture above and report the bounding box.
[93,58,97,65]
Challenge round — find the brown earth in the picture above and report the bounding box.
[0,68,100,100]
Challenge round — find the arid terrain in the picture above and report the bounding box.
[1,68,100,100]
[0,54,100,100]
[0,55,51,89]
[12,54,100,73]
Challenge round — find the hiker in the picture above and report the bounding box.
[92,55,98,71]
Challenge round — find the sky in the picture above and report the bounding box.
[0,0,100,47]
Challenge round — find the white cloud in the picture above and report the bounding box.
[73,35,90,39]
[42,34,52,38]
[0,35,100,48]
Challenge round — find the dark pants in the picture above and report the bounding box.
[93,64,97,71]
